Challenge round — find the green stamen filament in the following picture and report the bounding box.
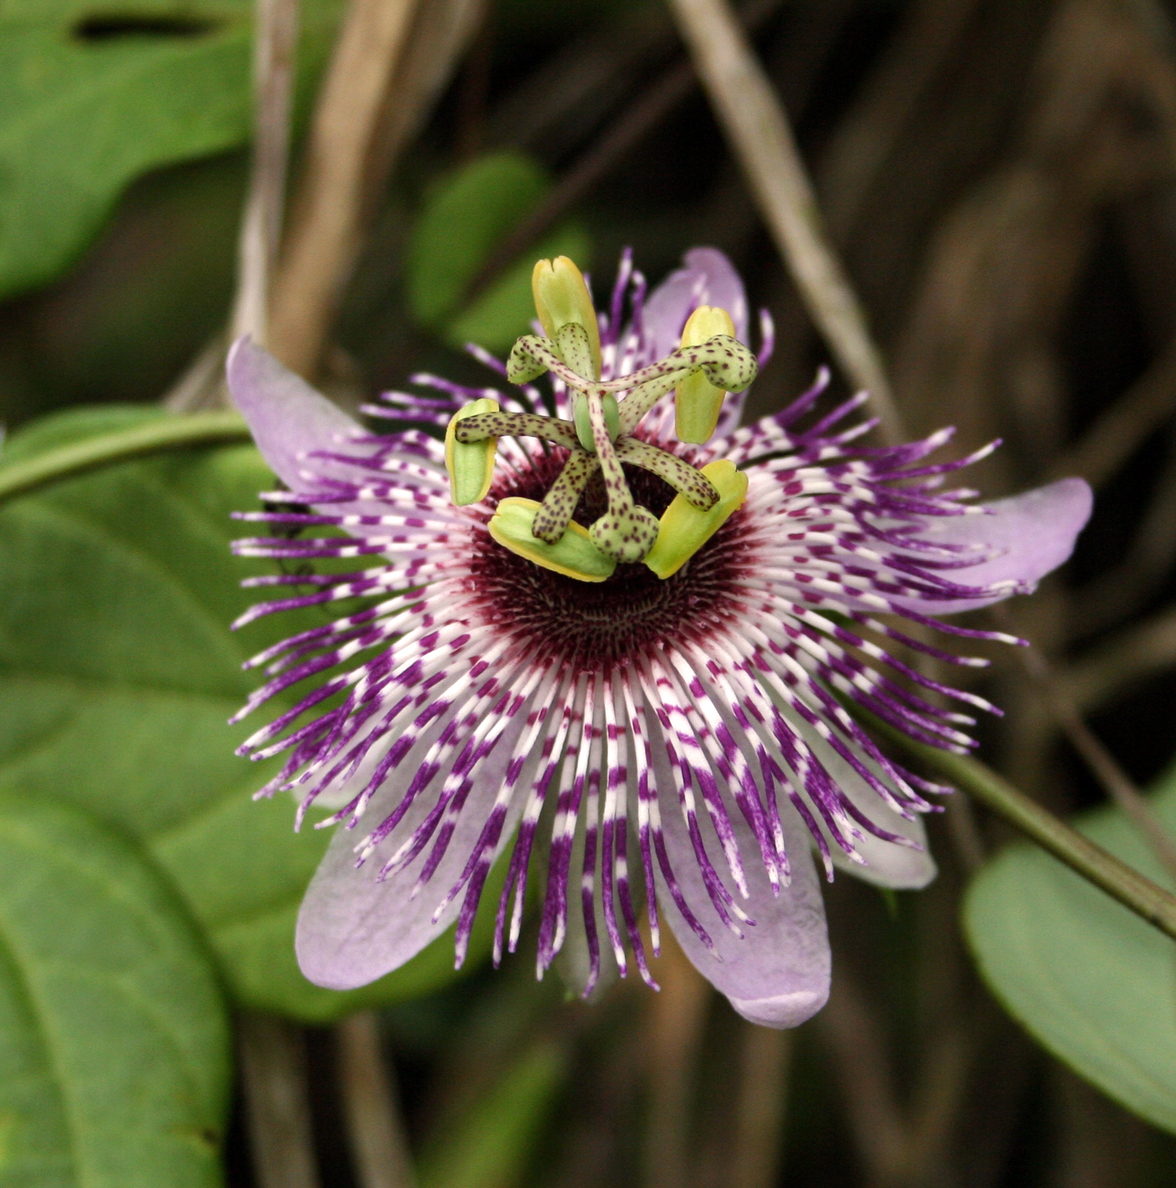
[532,451,600,543]
[445,261,759,578]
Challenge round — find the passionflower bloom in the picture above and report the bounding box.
[227,248,1091,1027]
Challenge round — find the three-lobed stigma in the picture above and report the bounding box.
[444,255,757,581]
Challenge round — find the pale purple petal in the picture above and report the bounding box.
[807,734,937,889]
[227,336,370,491]
[895,478,1093,615]
[295,709,530,989]
[649,727,830,1028]
[642,247,750,361]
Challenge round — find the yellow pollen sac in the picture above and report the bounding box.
[644,459,748,579]
[489,498,617,582]
[532,256,602,381]
[675,305,737,445]
[445,397,499,506]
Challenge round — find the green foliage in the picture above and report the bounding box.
[418,1041,568,1188]
[0,0,340,302]
[0,406,499,1023]
[407,150,590,352]
[965,766,1176,1133]
[0,792,229,1188]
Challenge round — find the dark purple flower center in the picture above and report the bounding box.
[468,448,753,670]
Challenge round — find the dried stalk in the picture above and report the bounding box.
[818,0,983,244]
[1046,336,1176,488]
[269,0,420,376]
[466,0,780,305]
[231,0,300,348]
[1062,602,1176,718]
[665,0,903,445]
[818,970,909,1185]
[644,933,711,1188]
[238,1012,321,1188]
[361,0,487,221]
[166,0,298,411]
[732,1024,791,1188]
[1071,425,1176,636]
[337,1012,417,1188]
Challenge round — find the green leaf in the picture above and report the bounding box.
[0,791,229,1187]
[964,765,1176,1132]
[406,150,591,352]
[418,1041,567,1188]
[0,406,503,1022]
[0,0,341,301]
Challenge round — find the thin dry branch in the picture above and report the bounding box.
[466,0,781,306]
[337,1012,417,1188]
[269,0,420,376]
[1071,423,1176,636]
[238,1013,321,1188]
[666,0,903,444]
[732,1024,791,1188]
[818,0,983,244]
[644,934,712,1188]
[999,604,1176,886]
[231,0,300,348]
[166,0,297,412]
[1046,335,1176,488]
[1062,601,1176,718]
[817,970,909,1186]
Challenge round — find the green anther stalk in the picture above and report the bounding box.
[532,256,602,380]
[675,306,736,444]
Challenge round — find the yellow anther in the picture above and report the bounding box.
[489,498,617,581]
[644,459,748,579]
[532,256,602,381]
[445,398,499,505]
[675,306,737,444]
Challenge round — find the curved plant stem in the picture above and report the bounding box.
[0,412,251,506]
[859,707,1176,942]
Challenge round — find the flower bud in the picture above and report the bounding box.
[675,305,736,444]
[532,256,602,381]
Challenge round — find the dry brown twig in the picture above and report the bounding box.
[731,1024,792,1188]
[1046,336,1176,489]
[1071,424,1176,637]
[994,603,1176,886]
[817,0,984,245]
[644,934,712,1188]
[1061,601,1176,721]
[238,1012,321,1188]
[164,0,298,411]
[231,0,300,349]
[665,0,903,445]
[337,1012,417,1188]
[466,0,782,307]
[268,0,420,376]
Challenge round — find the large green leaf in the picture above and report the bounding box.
[0,792,229,1188]
[0,0,340,301]
[406,150,590,352]
[964,765,1176,1132]
[0,406,501,1022]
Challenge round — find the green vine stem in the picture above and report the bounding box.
[0,412,252,506]
[857,706,1176,943]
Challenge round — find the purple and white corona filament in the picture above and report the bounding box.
[227,248,1091,1027]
